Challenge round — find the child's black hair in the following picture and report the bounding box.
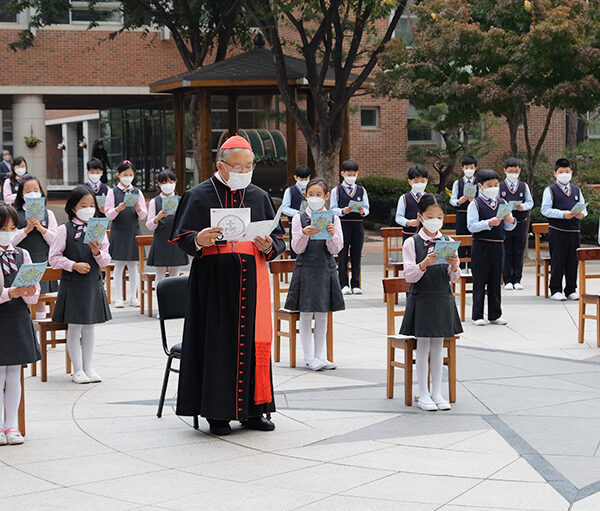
[341,160,359,172]
[157,169,176,184]
[14,174,46,211]
[9,156,27,188]
[461,155,478,167]
[65,185,99,221]
[417,193,446,214]
[554,158,571,172]
[407,164,428,180]
[476,168,499,184]
[116,160,135,174]
[0,201,19,231]
[294,164,311,179]
[86,157,104,171]
[504,157,520,169]
[306,177,329,195]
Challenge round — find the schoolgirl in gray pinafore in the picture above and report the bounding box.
[16,207,58,294]
[400,233,463,338]
[52,222,112,324]
[284,212,345,313]
[147,195,188,267]
[109,186,141,261]
[0,248,42,366]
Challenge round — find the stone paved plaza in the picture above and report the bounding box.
[2,250,600,510]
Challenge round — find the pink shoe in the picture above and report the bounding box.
[5,428,24,445]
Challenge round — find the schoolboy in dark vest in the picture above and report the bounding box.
[450,155,478,269]
[281,164,311,259]
[331,160,370,295]
[396,164,428,244]
[86,158,109,217]
[541,158,587,301]
[499,157,534,291]
[467,169,516,326]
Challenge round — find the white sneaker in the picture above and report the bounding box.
[305,358,326,371]
[567,293,579,301]
[504,283,514,290]
[130,298,140,307]
[341,286,352,295]
[514,283,524,290]
[416,397,438,411]
[434,399,452,411]
[85,369,102,383]
[5,429,24,445]
[115,300,126,308]
[72,370,91,384]
[490,317,508,325]
[0,430,6,446]
[318,359,337,370]
[472,319,487,326]
[352,288,363,295]
[550,292,567,301]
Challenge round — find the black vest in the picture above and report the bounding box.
[456,178,478,212]
[61,222,102,282]
[111,186,140,231]
[401,192,420,234]
[337,184,365,221]
[547,183,581,232]
[499,180,529,223]
[289,185,305,211]
[472,197,508,241]
[16,207,49,263]
[409,233,454,296]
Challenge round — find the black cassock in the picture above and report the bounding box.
[170,176,285,421]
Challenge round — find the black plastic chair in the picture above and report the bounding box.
[156,276,198,429]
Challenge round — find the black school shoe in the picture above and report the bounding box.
[240,415,275,431]
[208,419,232,436]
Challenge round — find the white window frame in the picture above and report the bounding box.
[70,1,122,25]
[360,106,380,130]
[407,103,435,145]
[391,0,417,48]
[587,110,600,139]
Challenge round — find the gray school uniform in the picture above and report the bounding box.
[400,233,463,338]
[52,222,112,325]
[284,212,345,313]
[0,248,42,366]
[147,196,189,267]
[109,186,141,261]
[16,207,58,294]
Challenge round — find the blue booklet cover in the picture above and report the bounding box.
[432,240,461,265]
[496,202,513,218]
[12,262,48,287]
[463,183,477,198]
[571,202,588,214]
[25,197,46,221]
[83,217,110,244]
[124,193,138,207]
[162,195,180,215]
[311,210,333,240]
[96,194,106,209]
[348,200,363,212]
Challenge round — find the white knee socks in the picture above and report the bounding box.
[416,337,445,403]
[113,261,139,302]
[298,312,328,363]
[67,324,96,374]
[0,365,21,430]
[155,266,181,284]
[313,312,328,361]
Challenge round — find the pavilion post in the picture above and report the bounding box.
[307,92,316,171]
[173,93,186,194]
[340,101,351,164]
[199,89,213,182]
[285,88,298,186]
[227,94,238,137]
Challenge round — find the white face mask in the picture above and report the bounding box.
[411,182,427,194]
[0,231,17,246]
[296,180,309,191]
[557,173,572,185]
[120,175,134,187]
[482,186,499,200]
[24,192,42,199]
[88,173,101,184]
[3,154,11,162]
[15,167,26,177]
[344,176,357,186]
[506,173,520,183]
[225,170,253,190]
[421,217,443,234]
[307,196,326,211]
[160,183,176,194]
[76,207,96,223]
[463,169,475,178]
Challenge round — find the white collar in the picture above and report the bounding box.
[0,243,16,252]
[117,183,133,192]
[418,229,442,241]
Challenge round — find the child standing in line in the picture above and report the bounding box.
[146,169,188,283]
[467,169,516,326]
[86,158,109,217]
[49,185,112,384]
[285,178,345,371]
[0,202,41,445]
[3,157,28,205]
[331,159,369,295]
[104,160,147,308]
[396,164,428,243]
[541,158,587,301]
[281,164,311,259]
[400,193,463,411]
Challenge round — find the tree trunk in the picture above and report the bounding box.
[566,109,578,152]
[506,113,520,157]
[311,146,338,190]
[190,92,203,185]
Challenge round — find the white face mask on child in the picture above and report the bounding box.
[120,175,134,187]
[411,182,427,194]
[344,176,357,186]
[482,187,499,200]
[307,197,326,211]
[463,169,475,179]
[88,173,101,184]
[296,180,309,192]
[24,192,42,199]
[160,183,176,194]
[556,173,572,185]
[15,167,26,177]
[0,231,17,246]
[75,207,96,222]
[421,217,443,234]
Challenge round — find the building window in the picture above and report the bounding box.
[407,103,434,143]
[0,0,17,23]
[393,0,417,47]
[70,2,122,24]
[360,107,380,129]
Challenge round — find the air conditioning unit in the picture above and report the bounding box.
[160,26,171,41]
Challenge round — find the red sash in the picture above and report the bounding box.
[201,241,273,405]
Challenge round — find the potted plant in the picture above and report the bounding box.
[57,142,66,150]
[24,134,43,149]
[79,138,87,149]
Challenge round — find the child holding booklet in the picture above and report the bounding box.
[285,178,345,371]
[49,185,112,384]
[86,158,109,217]
[400,193,462,411]
[0,202,41,445]
[450,155,479,269]
[396,164,428,243]
[146,169,188,283]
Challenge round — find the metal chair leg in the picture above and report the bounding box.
[193,415,199,429]
[157,355,174,418]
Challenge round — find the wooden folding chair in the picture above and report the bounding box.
[383,277,457,406]
[269,259,333,367]
[441,213,457,235]
[532,223,550,298]
[29,267,61,347]
[451,234,473,322]
[136,235,154,316]
[18,365,26,436]
[577,247,600,347]
[381,227,404,302]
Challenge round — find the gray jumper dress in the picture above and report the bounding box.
[52,222,112,325]
[109,186,141,261]
[147,196,189,267]
[399,233,463,338]
[284,212,345,313]
[0,248,42,366]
